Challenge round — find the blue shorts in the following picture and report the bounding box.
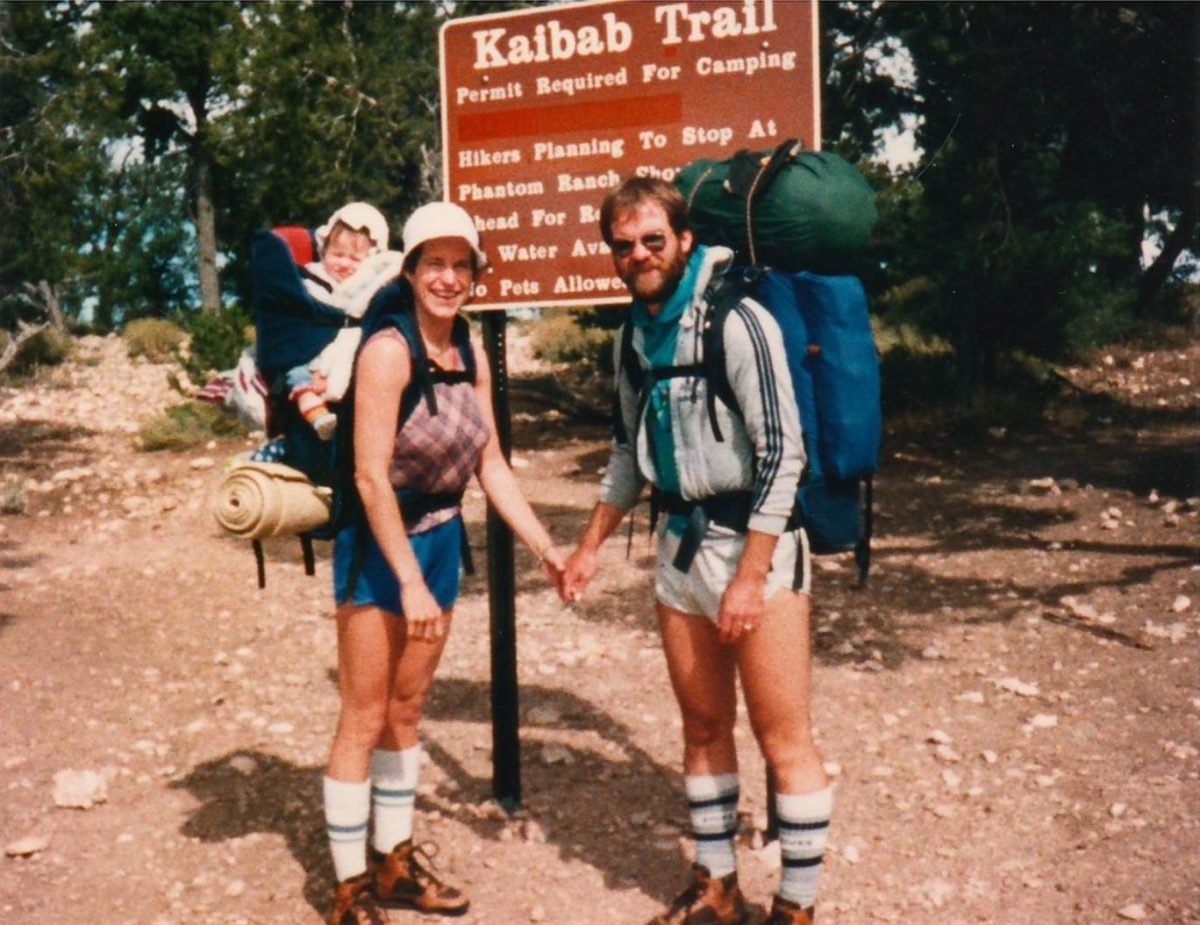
[333,515,463,614]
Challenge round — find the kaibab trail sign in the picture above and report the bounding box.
[440,0,819,310]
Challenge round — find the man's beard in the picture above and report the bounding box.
[622,247,689,306]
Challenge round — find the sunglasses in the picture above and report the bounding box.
[610,232,669,259]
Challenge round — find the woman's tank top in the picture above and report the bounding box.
[369,328,490,533]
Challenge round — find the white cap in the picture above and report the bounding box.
[402,201,487,270]
[316,202,389,254]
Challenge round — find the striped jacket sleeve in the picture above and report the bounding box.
[721,299,806,535]
[598,321,647,512]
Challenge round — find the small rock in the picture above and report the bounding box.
[1117,903,1148,921]
[53,769,108,809]
[841,844,861,864]
[1110,802,1127,818]
[1170,595,1191,613]
[526,705,562,725]
[995,677,1040,697]
[529,903,546,922]
[540,743,573,765]
[189,457,216,470]
[1026,477,1061,495]
[5,835,49,857]
[227,755,258,775]
[1028,713,1058,729]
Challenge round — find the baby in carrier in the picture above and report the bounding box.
[288,202,403,439]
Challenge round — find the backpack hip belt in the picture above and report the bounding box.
[657,489,805,574]
[396,489,466,530]
[657,490,751,573]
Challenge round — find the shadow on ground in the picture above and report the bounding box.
[172,679,687,917]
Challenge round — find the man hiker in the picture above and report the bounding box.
[560,176,833,925]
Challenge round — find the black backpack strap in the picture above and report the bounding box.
[656,490,754,573]
[300,533,315,576]
[699,268,762,442]
[725,139,802,265]
[253,539,266,589]
[452,313,476,381]
[855,475,873,588]
[396,311,477,424]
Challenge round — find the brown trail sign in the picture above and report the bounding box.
[440,0,820,310]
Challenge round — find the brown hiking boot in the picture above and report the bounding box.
[328,872,386,925]
[648,863,746,925]
[764,895,815,925]
[371,839,469,917]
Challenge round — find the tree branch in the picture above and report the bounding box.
[0,320,49,375]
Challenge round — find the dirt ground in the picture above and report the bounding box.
[0,330,1197,925]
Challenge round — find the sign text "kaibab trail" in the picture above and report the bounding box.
[471,0,778,70]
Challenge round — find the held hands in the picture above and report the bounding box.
[539,545,567,595]
[717,574,765,646]
[534,540,593,604]
[559,547,597,603]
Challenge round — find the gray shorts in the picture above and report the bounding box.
[655,522,811,621]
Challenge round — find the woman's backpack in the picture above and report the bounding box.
[226,229,475,587]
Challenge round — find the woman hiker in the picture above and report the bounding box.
[322,201,567,924]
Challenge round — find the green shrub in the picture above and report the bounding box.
[1057,288,1138,358]
[124,318,187,362]
[183,306,253,381]
[530,313,613,367]
[137,401,244,452]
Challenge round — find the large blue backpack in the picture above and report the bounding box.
[705,267,881,583]
[617,265,881,585]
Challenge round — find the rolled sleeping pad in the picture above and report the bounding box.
[211,461,331,540]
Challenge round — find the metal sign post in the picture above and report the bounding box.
[480,310,521,810]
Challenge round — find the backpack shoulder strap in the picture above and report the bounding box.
[700,267,762,441]
[612,320,643,445]
[387,310,437,422]
[449,313,477,384]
